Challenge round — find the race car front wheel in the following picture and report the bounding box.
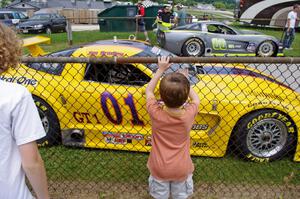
[257,41,277,57]
[182,38,205,57]
[233,109,296,162]
[33,96,61,147]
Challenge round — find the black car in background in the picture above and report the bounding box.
[17,13,66,34]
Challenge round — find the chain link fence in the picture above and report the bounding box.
[3,56,300,198]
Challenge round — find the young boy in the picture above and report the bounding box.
[0,24,49,198]
[145,56,200,199]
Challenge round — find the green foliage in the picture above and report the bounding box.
[0,0,11,8]
[213,1,226,9]
[196,0,236,9]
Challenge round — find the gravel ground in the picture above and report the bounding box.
[48,180,300,199]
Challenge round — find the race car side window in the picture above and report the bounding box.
[84,63,151,86]
[207,24,236,35]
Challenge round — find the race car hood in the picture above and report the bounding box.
[195,64,294,93]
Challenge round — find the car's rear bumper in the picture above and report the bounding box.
[18,27,45,34]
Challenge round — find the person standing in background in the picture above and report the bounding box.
[0,23,49,199]
[283,4,300,50]
[175,4,187,27]
[157,5,173,24]
[135,1,150,42]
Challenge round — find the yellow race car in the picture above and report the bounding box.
[1,38,300,162]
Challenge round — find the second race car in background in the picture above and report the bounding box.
[157,21,284,57]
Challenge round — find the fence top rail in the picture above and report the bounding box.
[21,57,300,64]
[96,17,288,21]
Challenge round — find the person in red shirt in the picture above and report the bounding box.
[145,57,200,199]
[135,1,150,42]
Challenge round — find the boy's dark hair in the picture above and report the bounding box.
[293,4,299,9]
[159,72,190,108]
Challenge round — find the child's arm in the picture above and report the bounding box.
[178,68,200,106]
[189,86,200,106]
[145,56,171,100]
[19,142,49,199]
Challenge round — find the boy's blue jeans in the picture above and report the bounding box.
[283,28,295,48]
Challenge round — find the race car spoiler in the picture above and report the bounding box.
[23,36,51,57]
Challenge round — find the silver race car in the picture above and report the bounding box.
[157,21,284,57]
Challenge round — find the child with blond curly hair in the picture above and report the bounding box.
[0,23,49,199]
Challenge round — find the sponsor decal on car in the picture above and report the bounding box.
[73,92,144,126]
[88,51,125,57]
[248,101,289,110]
[0,75,38,86]
[102,132,144,145]
[211,38,227,50]
[192,141,208,148]
[246,43,256,52]
[192,124,208,130]
[145,136,152,146]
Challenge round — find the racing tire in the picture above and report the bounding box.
[46,27,52,35]
[257,41,277,57]
[182,38,205,57]
[33,96,61,147]
[233,109,296,162]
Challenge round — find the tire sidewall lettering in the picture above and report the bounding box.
[246,153,269,163]
[184,38,204,56]
[33,96,60,146]
[246,111,295,134]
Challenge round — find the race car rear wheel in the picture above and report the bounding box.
[257,41,277,57]
[233,109,296,162]
[182,38,205,57]
[33,96,61,147]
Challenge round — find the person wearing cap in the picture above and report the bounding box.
[157,5,173,24]
[135,1,150,42]
[175,4,187,27]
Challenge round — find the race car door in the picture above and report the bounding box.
[205,24,249,55]
[66,62,153,151]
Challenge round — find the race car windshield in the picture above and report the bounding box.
[26,48,77,75]
[135,46,199,84]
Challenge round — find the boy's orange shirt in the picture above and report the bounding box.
[146,98,198,181]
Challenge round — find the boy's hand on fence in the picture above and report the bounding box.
[178,68,189,78]
[158,56,171,72]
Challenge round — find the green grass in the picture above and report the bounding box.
[21,28,300,57]
[40,146,300,185]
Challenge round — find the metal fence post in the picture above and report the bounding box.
[66,19,73,46]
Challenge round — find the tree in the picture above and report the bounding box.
[213,1,226,10]
[0,0,11,8]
